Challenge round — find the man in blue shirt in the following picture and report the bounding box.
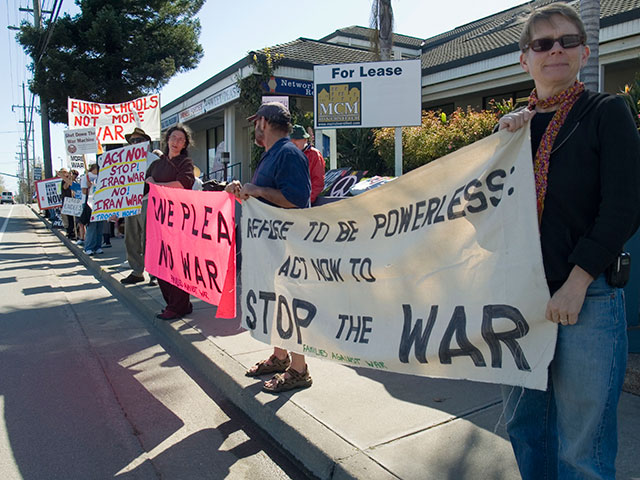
[226,102,312,392]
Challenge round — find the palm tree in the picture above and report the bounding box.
[580,0,600,91]
[370,0,394,61]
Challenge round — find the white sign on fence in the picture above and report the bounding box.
[241,127,556,390]
[314,59,421,129]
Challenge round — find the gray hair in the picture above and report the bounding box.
[519,3,587,52]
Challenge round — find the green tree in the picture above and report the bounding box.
[236,48,285,169]
[18,0,205,124]
[620,75,640,131]
[337,128,389,175]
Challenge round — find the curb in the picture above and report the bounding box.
[31,208,396,480]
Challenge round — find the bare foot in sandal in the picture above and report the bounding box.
[246,353,290,377]
[263,365,312,393]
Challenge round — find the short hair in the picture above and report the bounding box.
[266,118,291,135]
[163,123,193,156]
[519,3,587,52]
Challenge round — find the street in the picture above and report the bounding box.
[0,204,309,480]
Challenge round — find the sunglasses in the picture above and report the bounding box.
[129,137,148,144]
[526,34,584,52]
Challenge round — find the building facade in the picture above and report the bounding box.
[160,0,640,184]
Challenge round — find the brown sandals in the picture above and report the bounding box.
[262,366,313,393]
[245,354,291,377]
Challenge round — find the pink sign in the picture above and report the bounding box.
[145,184,236,318]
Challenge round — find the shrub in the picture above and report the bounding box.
[373,106,501,173]
[337,128,390,175]
[620,75,640,131]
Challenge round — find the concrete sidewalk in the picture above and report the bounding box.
[38,210,640,480]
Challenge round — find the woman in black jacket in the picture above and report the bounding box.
[498,4,640,479]
[146,124,195,320]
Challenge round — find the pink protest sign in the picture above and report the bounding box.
[145,184,236,318]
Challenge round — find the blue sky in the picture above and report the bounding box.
[1,0,524,192]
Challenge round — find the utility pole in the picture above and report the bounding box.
[22,83,31,199]
[33,0,53,179]
[19,143,25,203]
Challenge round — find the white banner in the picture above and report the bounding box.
[61,197,84,217]
[64,127,97,155]
[91,143,149,221]
[241,128,555,390]
[314,59,421,129]
[67,95,161,145]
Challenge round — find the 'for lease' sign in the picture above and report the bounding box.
[314,59,421,129]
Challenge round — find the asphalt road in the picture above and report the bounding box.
[0,204,310,480]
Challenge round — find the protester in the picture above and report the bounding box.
[82,163,104,255]
[497,4,640,479]
[120,127,159,285]
[57,168,76,240]
[290,124,325,205]
[225,102,312,393]
[147,124,195,319]
[71,169,86,245]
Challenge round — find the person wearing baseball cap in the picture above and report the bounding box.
[290,125,325,204]
[226,102,312,393]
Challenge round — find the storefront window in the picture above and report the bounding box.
[207,125,225,179]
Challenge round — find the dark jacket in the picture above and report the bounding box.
[537,90,640,292]
[144,153,195,195]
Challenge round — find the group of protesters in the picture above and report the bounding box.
[57,162,121,252]
[40,3,640,478]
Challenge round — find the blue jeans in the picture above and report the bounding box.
[84,221,104,252]
[502,275,627,480]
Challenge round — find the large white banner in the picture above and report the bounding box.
[241,128,555,390]
[314,59,421,129]
[67,95,160,145]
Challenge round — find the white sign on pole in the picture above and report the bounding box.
[67,95,161,145]
[314,59,422,129]
[34,178,63,210]
[64,127,97,156]
[90,143,151,221]
[241,127,556,390]
[61,197,84,217]
[68,155,87,174]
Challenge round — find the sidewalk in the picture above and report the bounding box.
[38,210,640,479]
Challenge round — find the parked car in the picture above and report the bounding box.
[1,191,15,204]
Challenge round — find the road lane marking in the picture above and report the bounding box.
[0,205,14,244]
